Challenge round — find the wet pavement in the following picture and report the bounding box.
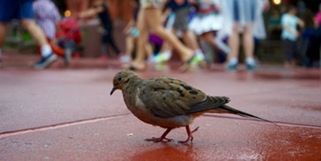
[0,53,321,161]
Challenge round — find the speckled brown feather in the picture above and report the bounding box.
[111,70,274,129]
[139,77,229,118]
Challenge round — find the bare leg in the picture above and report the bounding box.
[179,126,199,144]
[228,23,240,63]
[243,24,256,70]
[125,36,134,56]
[22,19,57,69]
[243,25,254,59]
[131,9,148,70]
[182,30,199,51]
[145,128,173,142]
[21,19,48,46]
[145,8,193,62]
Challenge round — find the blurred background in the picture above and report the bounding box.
[2,0,321,69]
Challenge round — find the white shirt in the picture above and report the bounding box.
[281,13,300,41]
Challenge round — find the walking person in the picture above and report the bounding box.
[0,0,57,69]
[79,0,121,58]
[130,0,204,71]
[153,0,205,65]
[33,0,62,61]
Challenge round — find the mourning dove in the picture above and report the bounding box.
[110,70,274,143]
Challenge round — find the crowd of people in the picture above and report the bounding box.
[0,0,320,71]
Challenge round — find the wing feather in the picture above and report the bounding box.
[139,77,207,118]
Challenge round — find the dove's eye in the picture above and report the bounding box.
[118,77,122,81]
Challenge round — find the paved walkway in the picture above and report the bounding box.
[0,53,321,161]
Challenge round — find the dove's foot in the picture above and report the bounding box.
[145,137,173,143]
[145,128,173,143]
[179,126,199,144]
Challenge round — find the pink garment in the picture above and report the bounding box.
[315,12,321,26]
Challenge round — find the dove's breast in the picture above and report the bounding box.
[123,89,193,128]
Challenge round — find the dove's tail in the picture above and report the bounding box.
[218,105,278,126]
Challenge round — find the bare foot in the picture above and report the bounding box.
[129,61,146,71]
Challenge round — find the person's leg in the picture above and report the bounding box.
[145,8,193,62]
[125,36,134,56]
[108,32,121,55]
[283,39,293,68]
[243,24,256,70]
[130,8,148,70]
[19,0,56,68]
[227,23,240,70]
[182,30,199,51]
[21,19,48,47]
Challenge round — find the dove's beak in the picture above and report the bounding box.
[110,87,116,95]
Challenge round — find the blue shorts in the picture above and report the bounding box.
[0,0,34,22]
[232,0,256,23]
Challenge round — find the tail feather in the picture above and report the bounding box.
[220,105,278,126]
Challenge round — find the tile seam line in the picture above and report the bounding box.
[0,113,131,139]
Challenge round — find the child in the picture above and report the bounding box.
[55,17,82,64]
[281,6,304,68]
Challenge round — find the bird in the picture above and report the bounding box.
[110,70,275,143]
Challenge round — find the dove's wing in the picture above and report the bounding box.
[139,77,229,118]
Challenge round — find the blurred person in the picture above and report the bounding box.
[0,0,57,69]
[315,4,321,27]
[296,1,314,66]
[55,17,82,65]
[189,0,226,66]
[226,0,269,71]
[252,0,268,63]
[153,0,205,65]
[281,5,304,68]
[79,0,121,58]
[122,0,141,63]
[33,0,61,42]
[302,13,321,68]
[267,9,282,40]
[33,0,62,59]
[130,0,204,71]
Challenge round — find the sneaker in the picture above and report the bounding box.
[34,54,57,69]
[226,62,238,71]
[190,51,204,64]
[119,55,131,63]
[152,51,171,64]
[246,62,256,71]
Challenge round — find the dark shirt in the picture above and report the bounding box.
[165,0,190,12]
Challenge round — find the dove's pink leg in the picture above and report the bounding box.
[145,128,173,143]
[179,126,199,144]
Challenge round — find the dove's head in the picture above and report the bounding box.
[110,70,138,95]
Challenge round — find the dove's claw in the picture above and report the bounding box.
[145,137,173,143]
[179,136,193,144]
[145,128,173,143]
[179,126,199,144]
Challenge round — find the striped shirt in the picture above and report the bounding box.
[33,0,61,39]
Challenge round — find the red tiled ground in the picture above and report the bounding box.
[0,53,321,161]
